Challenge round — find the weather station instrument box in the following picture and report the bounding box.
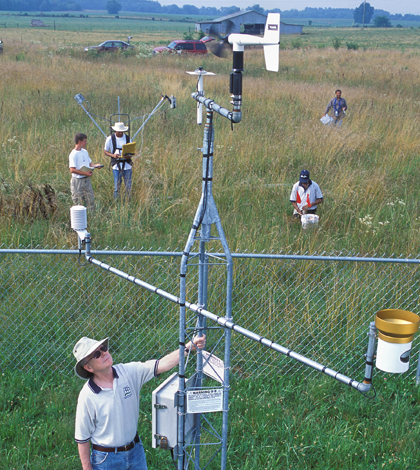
[152,372,195,450]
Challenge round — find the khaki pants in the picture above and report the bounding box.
[70,177,94,211]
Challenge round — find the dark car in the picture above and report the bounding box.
[84,40,133,52]
[152,40,207,55]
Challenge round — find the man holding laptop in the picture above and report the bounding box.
[104,122,135,200]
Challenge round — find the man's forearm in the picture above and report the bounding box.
[291,202,302,214]
[78,442,92,470]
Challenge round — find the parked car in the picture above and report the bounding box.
[152,40,208,55]
[200,36,215,43]
[84,40,133,52]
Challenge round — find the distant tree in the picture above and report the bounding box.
[219,6,240,15]
[373,15,391,27]
[106,0,121,14]
[353,2,374,24]
[165,4,181,14]
[181,4,199,15]
[246,4,265,14]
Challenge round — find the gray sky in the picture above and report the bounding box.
[159,1,420,16]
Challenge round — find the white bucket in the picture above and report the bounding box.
[70,205,87,231]
[376,337,412,373]
[375,309,420,374]
[301,214,319,230]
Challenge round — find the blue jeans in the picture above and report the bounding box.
[113,169,132,199]
[91,441,147,470]
[329,118,342,128]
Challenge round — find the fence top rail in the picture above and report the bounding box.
[1,248,420,264]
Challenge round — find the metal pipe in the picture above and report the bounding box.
[191,93,233,121]
[75,101,107,138]
[363,322,377,386]
[4,248,420,265]
[132,96,166,140]
[83,251,372,393]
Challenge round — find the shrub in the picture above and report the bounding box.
[291,38,302,49]
[346,41,359,50]
[331,37,341,50]
[373,15,392,28]
[183,32,194,40]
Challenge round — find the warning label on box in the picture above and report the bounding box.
[186,389,223,414]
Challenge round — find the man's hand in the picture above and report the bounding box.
[156,335,207,375]
[188,335,206,352]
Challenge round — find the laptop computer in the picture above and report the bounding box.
[121,142,136,157]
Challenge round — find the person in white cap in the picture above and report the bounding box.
[104,122,133,200]
[69,133,103,211]
[73,334,206,470]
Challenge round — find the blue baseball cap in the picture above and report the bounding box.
[299,170,310,184]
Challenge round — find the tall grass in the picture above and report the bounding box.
[1,25,420,254]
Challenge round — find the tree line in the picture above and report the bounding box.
[0,0,418,23]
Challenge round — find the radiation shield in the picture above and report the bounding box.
[375,309,420,373]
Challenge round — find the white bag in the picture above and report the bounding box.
[320,115,332,125]
[301,214,319,230]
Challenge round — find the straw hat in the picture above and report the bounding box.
[73,336,109,379]
[112,122,129,132]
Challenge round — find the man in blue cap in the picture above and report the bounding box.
[290,169,323,218]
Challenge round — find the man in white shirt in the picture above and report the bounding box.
[69,133,103,210]
[73,334,206,470]
[290,169,323,218]
[104,122,133,200]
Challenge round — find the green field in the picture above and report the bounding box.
[2,370,420,470]
[2,12,420,469]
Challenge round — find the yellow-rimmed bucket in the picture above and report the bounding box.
[375,309,420,373]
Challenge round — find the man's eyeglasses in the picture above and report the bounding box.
[89,345,108,361]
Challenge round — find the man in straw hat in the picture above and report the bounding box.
[290,169,323,219]
[73,334,206,470]
[104,122,133,200]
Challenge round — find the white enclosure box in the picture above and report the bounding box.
[152,372,195,450]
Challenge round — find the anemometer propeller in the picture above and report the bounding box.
[189,13,280,125]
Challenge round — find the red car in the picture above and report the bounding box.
[152,40,208,55]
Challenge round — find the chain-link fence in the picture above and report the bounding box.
[1,247,420,383]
